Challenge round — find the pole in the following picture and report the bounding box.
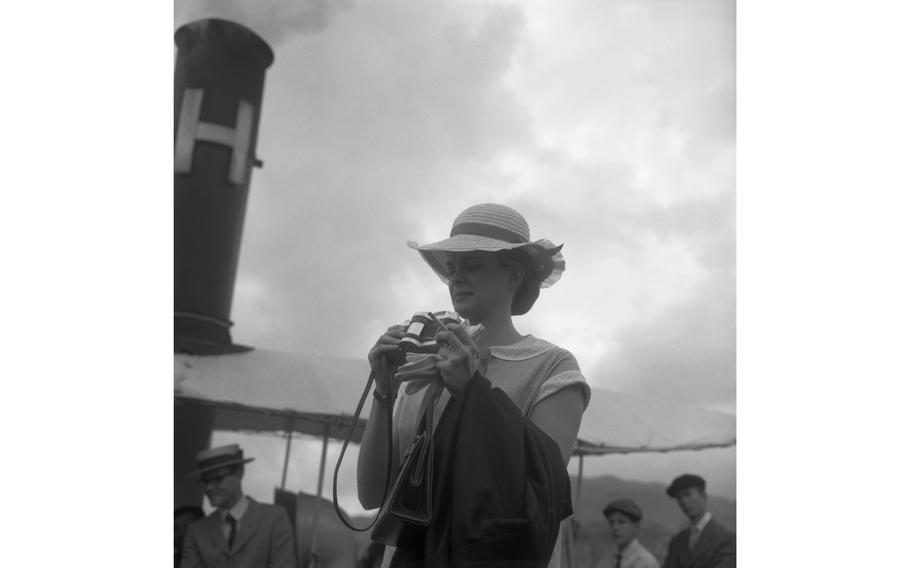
[308,423,331,568]
[574,453,585,507]
[281,417,295,490]
[566,454,585,568]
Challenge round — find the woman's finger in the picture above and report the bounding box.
[368,335,403,365]
[434,351,474,395]
[378,335,402,347]
[436,329,468,355]
[446,323,476,347]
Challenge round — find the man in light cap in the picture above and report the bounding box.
[595,498,659,568]
[180,444,295,568]
[663,474,735,568]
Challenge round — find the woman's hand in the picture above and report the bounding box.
[367,324,406,398]
[434,323,483,395]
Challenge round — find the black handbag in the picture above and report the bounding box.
[333,358,442,546]
[370,381,441,546]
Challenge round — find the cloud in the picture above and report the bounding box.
[589,192,736,410]
[228,1,535,354]
[597,272,736,411]
[175,0,354,46]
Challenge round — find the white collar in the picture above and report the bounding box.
[219,494,250,522]
[693,511,712,532]
[619,539,644,558]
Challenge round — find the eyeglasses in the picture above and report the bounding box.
[198,470,236,488]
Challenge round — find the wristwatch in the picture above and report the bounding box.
[373,389,395,404]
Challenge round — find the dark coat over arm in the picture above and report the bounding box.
[392,373,574,568]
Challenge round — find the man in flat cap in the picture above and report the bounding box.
[180,444,296,568]
[663,474,735,568]
[595,498,659,568]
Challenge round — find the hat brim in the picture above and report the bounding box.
[666,481,706,498]
[412,233,544,252]
[603,507,642,522]
[186,457,254,479]
[408,237,565,290]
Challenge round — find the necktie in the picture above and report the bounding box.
[688,527,700,549]
[226,514,237,549]
[614,553,623,568]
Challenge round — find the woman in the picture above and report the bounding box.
[357,203,590,567]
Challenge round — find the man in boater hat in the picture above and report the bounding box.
[180,444,295,568]
[662,474,735,568]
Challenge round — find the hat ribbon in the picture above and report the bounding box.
[450,222,526,244]
[197,453,244,470]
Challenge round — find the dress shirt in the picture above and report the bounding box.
[689,511,713,548]
[594,539,660,568]
[218,495,250,542]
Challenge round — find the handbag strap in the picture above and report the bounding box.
[408,381,442,486]
[332,357,395,532]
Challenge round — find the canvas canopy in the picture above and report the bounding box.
[174,349,370,442]
[175,350,735,454]
[575,386,736,455]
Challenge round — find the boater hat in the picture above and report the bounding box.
[187,444,254,479]
[666,474,706,498]
[408,203,565,315]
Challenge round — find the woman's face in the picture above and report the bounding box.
[443,251,516,321]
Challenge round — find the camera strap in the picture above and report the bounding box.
[332,357,395,532]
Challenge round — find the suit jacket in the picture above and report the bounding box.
[663,518,735,568]
[392,374,573,567]
[181,499,296,568]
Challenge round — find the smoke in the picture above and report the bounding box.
[175,0,353,46]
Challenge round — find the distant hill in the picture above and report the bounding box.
[570,474,735,567]
[572,474,736,528]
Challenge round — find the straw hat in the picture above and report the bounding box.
[186,444,254,478]
[408,203,565,315]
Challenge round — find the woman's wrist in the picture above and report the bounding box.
[373,388,395,404]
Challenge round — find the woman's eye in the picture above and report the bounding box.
[443,264,456,276]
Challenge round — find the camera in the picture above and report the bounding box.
[397,311,462,357]
[385,311,484,366]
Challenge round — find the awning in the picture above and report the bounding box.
[174,349,370,443]
[575,386,736,455]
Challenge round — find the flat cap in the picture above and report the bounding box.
[666,474,706,498]
[602,498,643,522]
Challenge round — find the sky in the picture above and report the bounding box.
[174,0,736,511]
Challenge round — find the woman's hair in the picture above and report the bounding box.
[496,249,542,315]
